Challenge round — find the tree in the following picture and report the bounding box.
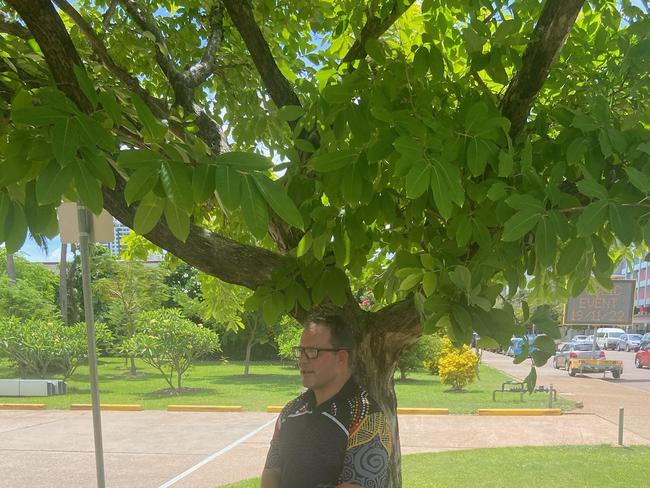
[1,1,648,484]
[94,259,168,375]
[124,308,220,392]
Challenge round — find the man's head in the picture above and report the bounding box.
[296,315,355,402]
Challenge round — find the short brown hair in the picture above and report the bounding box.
[307,314,356,366]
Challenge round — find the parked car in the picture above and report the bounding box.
[596,327,626,350]
[585,335,594,343]
[553,341,605,370]
[640,332,650,349]
[616,334,643,352]
[571,335,589,342]
[635,343,650,369]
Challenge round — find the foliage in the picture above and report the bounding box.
[0,248,59,300]
[123,308,221,392]
[0,317,112,379]
[0,275,60,322]
[438,340,479,391]
[275,316,304,361]
[397,334,443,379]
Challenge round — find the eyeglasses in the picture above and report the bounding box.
[292,346,348,359]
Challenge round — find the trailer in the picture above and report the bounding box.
[567,358,623,378]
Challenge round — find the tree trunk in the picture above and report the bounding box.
[59,242,68,324]
[129,357,137,376]
[6,253,16,283]
[243,337,254,376]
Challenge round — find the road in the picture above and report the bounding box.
[482,349,650,442]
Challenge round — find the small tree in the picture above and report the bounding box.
[0,317,111,380]
[397,335,442,380]
[275,317,303,363]
[124,308,220,393]
[438,340,479,391]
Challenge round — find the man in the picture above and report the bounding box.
[262,315,392,488]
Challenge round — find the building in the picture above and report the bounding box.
[107,219,131,256]
[614,258,650,334]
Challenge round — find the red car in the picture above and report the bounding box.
[635,342,650,369]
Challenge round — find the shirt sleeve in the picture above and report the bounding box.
[338,412,392,487]
[264,416,282,470]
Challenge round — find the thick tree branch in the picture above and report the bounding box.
[6,0,93,113]
[102,0,118,29]
[222,0,301,112]
[342,0,416,63]
[52,0,167,119]
[185,4,225,87]
[500,0,585,137]
[0,11,31,39]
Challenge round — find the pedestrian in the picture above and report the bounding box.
[261,314,392,488]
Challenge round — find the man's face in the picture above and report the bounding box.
[298,323,346,392]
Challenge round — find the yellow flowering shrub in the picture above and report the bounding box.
[438,345,479,391]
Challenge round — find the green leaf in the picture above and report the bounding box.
[160,161,193,210]
[164,201,190,241]
[624,167,650,193]
[456,217,473,247]
[133,192,165,235]
[73,64,98,109]
[430,161,464,220]
[12,106,68,126]
[4,203,28,254]
[505,194,544,211]
[608,203,635,245]
[311,150,357,172]
[450,266,472,292]
[400,270,423,291]
[364,39,385,63]
[566,138,587,164]
[498,151,513,177]
[131,94,167,142]
[463,28,485,53]
[124,168,160,206]
[422,271,437,296]
[117,149,163,170]
[240,176,269,239]
[252,174,304,229]
[428,44,445,79]
[98,91,121,125]
[214,165,242,210]
[576,178,608,200]
[296,231,312,257]
[213,151,273,170]
[406,160,431,198]
[598,129,612,158]
[413,46,430,77]
[577,200,608,236]
[83,150,116,189]
[535,217,556,267]
[557,239,586,276]
[52,118,79,166]
[467,139,488,175]
[502,208,540,242]
[76,114,115,152]
[572,113,599,132]
[192,164,215,203]
[277,105,304,121]
[36,161,74,205]
[74,161,103,214]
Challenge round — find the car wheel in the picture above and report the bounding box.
[569,368,577,377]
[636,357,642,369]
[612,371,621,379]
[626,344,630,352]
[565,360,570,371]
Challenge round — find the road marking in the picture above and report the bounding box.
[158,417,277,488]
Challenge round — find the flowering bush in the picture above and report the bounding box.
[438,343,479,391]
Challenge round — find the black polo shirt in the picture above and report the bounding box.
[264,378,392,488]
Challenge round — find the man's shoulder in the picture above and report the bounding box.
[279,390,310,419]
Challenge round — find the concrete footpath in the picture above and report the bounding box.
[1,354,649,487]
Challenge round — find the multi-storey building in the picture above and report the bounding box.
[615,258,650,334]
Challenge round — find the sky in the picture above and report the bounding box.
[14,235,71,263]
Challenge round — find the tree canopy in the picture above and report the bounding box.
[3,1,649,484]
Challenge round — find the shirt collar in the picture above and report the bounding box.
[305,376,359,412]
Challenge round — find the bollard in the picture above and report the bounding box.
[618,407,624,446]
[548,384,553,408]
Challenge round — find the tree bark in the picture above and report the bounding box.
[243,338,253,376]
[59,242,68,324]
[6,253,16,283]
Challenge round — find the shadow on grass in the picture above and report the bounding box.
[395,378,434,385]
[212,374,300,385]
[143,387,217,398]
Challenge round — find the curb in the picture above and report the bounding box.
[397,408,449,415]
[267,406,283,413]
[167,405,242,412]
[0,403,47,410]
[478,408,562,416]
[70,404,144,411]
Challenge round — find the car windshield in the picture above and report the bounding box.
[628,334,642,340]
[574,343,598,351]
[609,332,624,338]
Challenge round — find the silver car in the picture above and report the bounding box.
[553,341,604,370]
[616,333,642,352]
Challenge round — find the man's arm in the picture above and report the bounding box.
[261,468,281,488]
[337,483,363,488]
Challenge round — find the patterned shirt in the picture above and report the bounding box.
[264,378,392,488]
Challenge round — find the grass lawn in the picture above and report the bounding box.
[0,357,573,412]
[222,445,650,487]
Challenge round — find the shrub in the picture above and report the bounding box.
[0,317,112,379]
[419,335,445,375]
[123,308,221,392]
[398,335,443,379]
[438,343,479,391]
[275,318,303,361]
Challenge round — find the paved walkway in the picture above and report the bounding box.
[1,353,649,487]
